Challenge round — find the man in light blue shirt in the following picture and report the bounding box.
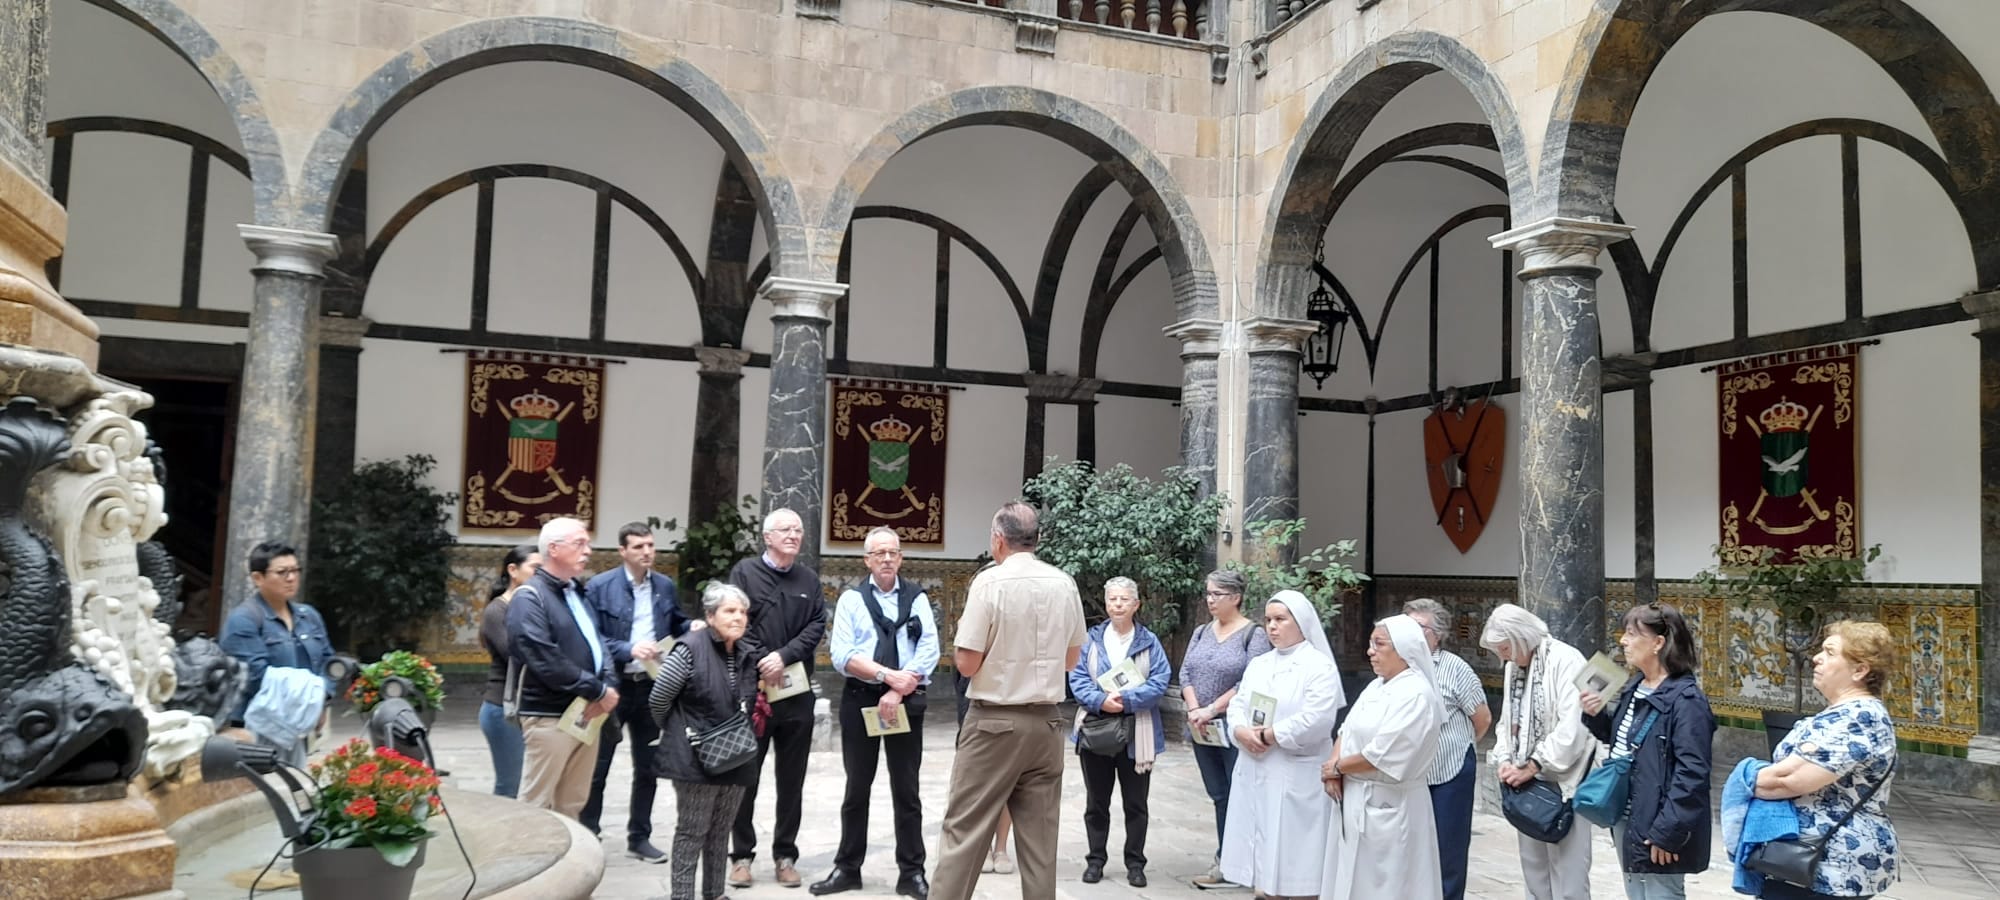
[810,527,940,900]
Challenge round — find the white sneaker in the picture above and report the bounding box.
[991,849,1015,874]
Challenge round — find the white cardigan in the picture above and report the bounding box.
[1492,637,1599,797]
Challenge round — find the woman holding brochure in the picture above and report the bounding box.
[1217,590,1347,899]
[1068,577,1174,887]
[1181,569,1272,888]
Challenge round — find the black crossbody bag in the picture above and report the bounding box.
[1744,756,1896,888]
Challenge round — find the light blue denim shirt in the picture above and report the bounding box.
[829,578,940,684]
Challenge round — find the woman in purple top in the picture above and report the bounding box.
[1180,569,1272,888]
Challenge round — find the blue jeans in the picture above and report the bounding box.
[1190,742,1236,857]
[479,701,524,798]
[1429,746,1477,900]
[1610,820,1688,900]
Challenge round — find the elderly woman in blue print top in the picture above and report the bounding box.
[1067,576,1174,889]
[1753,621,1900,900]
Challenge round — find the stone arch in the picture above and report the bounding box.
[80,0,292,225]
[820,87,1219,323]
[1544,0,2000,285]
[291,16,807,279]
[1257,31,1531,318]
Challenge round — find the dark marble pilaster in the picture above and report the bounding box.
[690,346,751,527]
[223,226,336,612]
[1603,355,1658,607]
[759,278,845,572]
[1164,319,1223,501]
[1491,218,1632,653]
[311,315,369,507]
[1242,317,1317,564]
[1021,373,1104,479]
[1959,290,2000,736]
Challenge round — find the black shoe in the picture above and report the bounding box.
[895,873,929,900]
[1127,868,1147,888]
[1081,863,1103,884]
[626,840,667,864]
[810,869,862,896]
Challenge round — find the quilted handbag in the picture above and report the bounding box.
[1745,756,1896,888]
[687,707,760,776]
[1574,707,1660,827]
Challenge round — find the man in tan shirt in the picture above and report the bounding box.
[931,502,1087,900]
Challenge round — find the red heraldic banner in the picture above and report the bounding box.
[462,351,605,532]
[827,378,948,546]
[1715,344,1862,564]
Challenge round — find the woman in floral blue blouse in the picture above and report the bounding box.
[1753,621,1900,899]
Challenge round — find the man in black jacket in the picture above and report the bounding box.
[507,517,618,818]
[727,507,827,889]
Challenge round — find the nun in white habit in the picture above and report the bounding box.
[1320,614,1445,900]
[1218,591,1346,898]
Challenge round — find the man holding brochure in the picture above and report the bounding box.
[727,507,828,889]
[506,517,618,818]
[811,527,940,900]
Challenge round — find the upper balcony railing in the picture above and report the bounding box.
[858,0,1229,79]
[1048,0,1215,41]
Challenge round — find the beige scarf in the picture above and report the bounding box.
[1072,642,1157,773]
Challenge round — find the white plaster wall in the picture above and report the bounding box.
[605,205,704,347]
[365,190,477,329]
[1095,261,1179,385]
[1297,411,1369,559]
[1095,394,1181,479]
[931,385,1031,557]
[847,217,942,368]
[1858,141,1977,313]
[485,179,595,340]
[45,0,244,150]
[91,318,243,344]
[59,133,184,307]
[1646,188,1731,352]
[198,159,257,312]
[1745,137,1844,337]
[1433,222,1511,392]
[1370,398,1521,577]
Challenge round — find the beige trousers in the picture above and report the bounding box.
[520,715,598,819]
[931,703,1066,900]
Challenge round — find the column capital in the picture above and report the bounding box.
[1601,353,1656,391]
[695,345,753,375]
[318,314,371,349]
[1960,289,2000,331]
[1022,372,1103,403]
[1490,216,1634,274]
[1241,316,1319,354]
[238,225,337,277]
[757,276,846,322]
[1163,318,1225,354]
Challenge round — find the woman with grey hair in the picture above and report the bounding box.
[1068,576,1173,886]
[651,583,762,900]
[1481,602,1596,900]
[1180,569,1271,888]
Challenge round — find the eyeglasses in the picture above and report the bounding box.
[555,536,591,549]
[866,550,902,559]
[769,526,804,536]
[265,567,303,579]
[1204,590,1240,599]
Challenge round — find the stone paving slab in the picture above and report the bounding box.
[393,707,1990,900]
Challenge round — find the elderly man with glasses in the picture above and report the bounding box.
[1400,598,1492,900]
[508,517,621,817]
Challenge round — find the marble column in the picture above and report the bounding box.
[1241,316,1318,564]
[1490,217,1633,653]
[1164,319,1223,500]
[311,314,371,503]
[759,277,846,572]
[690,346,752,527]
[222,225,337,612]
[1959,290,2000,736]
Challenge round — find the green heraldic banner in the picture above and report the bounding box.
[1715,343,1861,564]
[462,350,605,532]
[828,378,948,546]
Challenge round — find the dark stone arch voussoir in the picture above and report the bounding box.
[83,0,292,225]
[821,86,1218,323]
[289,16,807,280]
[1544,0,2000,285]
[1258,31,1532,320]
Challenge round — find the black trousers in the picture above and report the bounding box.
[731,690,815,861]
[1077,745,1149,870]
[581,673,662,845]
[834,682,927,877]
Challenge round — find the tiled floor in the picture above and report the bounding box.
[404,705,1993,900]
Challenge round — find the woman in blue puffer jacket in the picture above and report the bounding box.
[1067,576,1173,889]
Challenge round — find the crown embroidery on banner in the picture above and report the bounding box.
[1759,397,1810,433]
[509,390,562,420]
[867,415,914,443]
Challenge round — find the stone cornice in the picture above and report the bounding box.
[1241,315,1319,354]
[1163,318,1224,355]
[757,276,847,322]
[1959,289,2000,331]
[1021,372,1103,403]
[238,225,337,278]
[695,345,753,375]
[317,314,371,349]
[1489,216,1634,275]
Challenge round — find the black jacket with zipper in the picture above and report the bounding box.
[1581,671,1717,874]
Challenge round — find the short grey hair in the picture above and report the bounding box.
[537,517,586,556]
[702,581,749,615]
[1403,597,1452,635]
[864,526,900,549]
[762,508,801,533]
[991,501,1039,550]
[1205,569,1246,597]
[1103,576,1138,598]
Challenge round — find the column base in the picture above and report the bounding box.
[0,783,181,900]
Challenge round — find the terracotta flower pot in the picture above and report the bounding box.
[293,841,427,900]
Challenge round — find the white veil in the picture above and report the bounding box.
[1270,589,1346,710]
[1381,614,1443,720]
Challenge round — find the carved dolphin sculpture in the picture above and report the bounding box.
[0,399,148,797]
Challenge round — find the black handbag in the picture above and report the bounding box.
[1077,712,1132,756]
[1502,777,1577,843]
[1745,756,1896,888]
[687,706,760,775]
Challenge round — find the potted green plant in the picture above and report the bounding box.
[292,737,442,900]
[1021,460,1228,636]
[1226,518,1369,624]
[1693,543,1883,748]
[345,651,446,722]
[309,455,456,656]
[656,495,762,608]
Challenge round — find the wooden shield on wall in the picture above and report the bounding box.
[1424,398,1505,554]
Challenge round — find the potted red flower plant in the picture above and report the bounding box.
[293,737,441,900]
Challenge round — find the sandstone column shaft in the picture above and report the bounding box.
[223,225,336,611]
[759,278,844,572]
[1492,218,1632,653]
[1165,319,1223,501]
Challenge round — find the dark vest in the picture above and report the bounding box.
[851,578,926,676]
[654,631,760,786]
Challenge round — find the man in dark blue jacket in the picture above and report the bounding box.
[508,517,618,818]
[580,521,696,861]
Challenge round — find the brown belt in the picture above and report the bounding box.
[968,700,1058,711]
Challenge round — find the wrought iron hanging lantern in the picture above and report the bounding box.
[1301,239,1349,390]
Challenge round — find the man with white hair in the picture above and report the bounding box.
[1401,598,1492,900]
[506,517,618,817]
[727,507,828,889]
